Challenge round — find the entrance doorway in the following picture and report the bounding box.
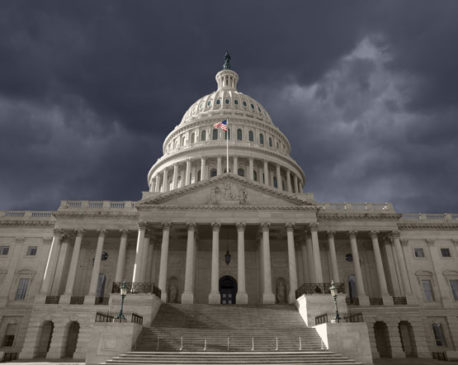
[219,276,237,304]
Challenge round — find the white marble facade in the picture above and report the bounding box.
[0,63,458,362]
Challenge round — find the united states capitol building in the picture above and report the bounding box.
[0,55,457,364]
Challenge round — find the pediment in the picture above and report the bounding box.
[137,174,314,209]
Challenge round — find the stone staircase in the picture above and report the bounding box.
[104,304,362,364]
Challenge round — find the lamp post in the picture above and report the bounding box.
[115,282,128,321]
[329,280,341,323]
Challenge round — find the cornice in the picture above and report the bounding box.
[397,222,458,230]
[0,220,55,227]
[152,204,315,211]
[55,211,139,219]
[318,212,401,221]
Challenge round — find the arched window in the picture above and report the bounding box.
[259,133,264,145]
[210,168,217,177]
[273,176,278,188]
[212,129,218,140]
[225,128,231,140]
[238,168,245,177]
[248,130,254,142]
[269,137,273,147]
[253,170,258,181]
[237,128,243,141]
[201,130,206,141]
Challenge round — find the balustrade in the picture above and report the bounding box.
[295,282,345,298]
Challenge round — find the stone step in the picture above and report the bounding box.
[104,351,362,364]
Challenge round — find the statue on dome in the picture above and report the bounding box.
[223,51,231,70]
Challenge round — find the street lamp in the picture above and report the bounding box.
[115,282,128,322]
[329,280,341,323]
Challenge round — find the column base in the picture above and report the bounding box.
[160,292,168,303]
[406,295,418,305]
[358,295,370,306]
[34,294,47,304]
[236,292,248,304]
[288,291,297,304]
[84,295,96,305]
[208,292,220,304]
[262,292,275,304]
[382,295,394,305]
[181,292,194,304]
[59,294,72,304]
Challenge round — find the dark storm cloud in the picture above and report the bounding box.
[0,0,457,213]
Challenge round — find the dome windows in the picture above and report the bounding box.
[225,99,230,104]
[259,133,264,145]
[216,99,221,105]
[243,101,247,107]
[237,128,243,141]
[248,130,254,142]
[207,101,211,106]
[253,170,258,181]
[212,129,218,140]
[234,100,239,105]
[238,168,245,177]
[251,104,254,109]
[269,137,273,147]
[210,168,217,178]
[201,130,206,141]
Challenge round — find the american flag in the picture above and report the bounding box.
[213,119,228,131]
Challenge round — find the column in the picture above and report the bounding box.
[383,239,402,297]
[140,235,150,282]
[114,230,128,283]
[296,177,301,193]
[60,230,84,303]
[217,157,222,175]
[185,159,191,185]
[286,223,298,303]
[158,223,170,302]
[237,223,248,304]
[349,231,369,305]
[150,178,155,192]
[172,164,179,189]
[0,237,25,306]
[155,174,161,192]
[263,161,269,186]
[327,231,340,283]
[300,240,308,282]
[293,175,298,193]
[233,156,238,175]
[162,168,169,192]
[51,234,72,295]
[276,165,281,189]
[305,233,315,282]
[150,241,158,284]
[249,158,254,180]
[40,230,63,295]
[84,230,106,304]
[182,223,196,304]
[200,157,206,181]
[132,223,146,284]
[310,224,323,283]
[261,223,275,304]
[191,165,197,184]
[392,232,415,304]
[370,231,393,304]
[208,223,220,304]
[286,170,292,192]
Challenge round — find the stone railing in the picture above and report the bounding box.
[112,282,161,298]
[0,210,54,219]
[59,200,136,210]
[95,311,143,325]
[295,282,345,298]
[319,202,395,213]
[400,213,458,222]
[315,312,364,325]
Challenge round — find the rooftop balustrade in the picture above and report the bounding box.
[319,202,395,213]
[400,213,458,222]
[0,210,54,219]
[59,200,136,210]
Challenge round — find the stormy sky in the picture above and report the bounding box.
[1,1,458,213]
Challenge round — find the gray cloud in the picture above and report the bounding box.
[0,1,457,213]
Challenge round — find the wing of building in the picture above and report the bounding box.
[1,56,458,363]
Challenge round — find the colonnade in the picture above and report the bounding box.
[40,226,413,306]
[150,156,303,194]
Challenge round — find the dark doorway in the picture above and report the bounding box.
[399,321,417,357]
[34,321,53,358]
[219,276,237,304]
[65,321,80,358]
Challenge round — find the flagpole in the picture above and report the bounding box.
[226,119,229,173]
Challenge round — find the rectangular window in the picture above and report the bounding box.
[15,278,29,300]
[26,246,37,256]
[432,323,446,346]
[440,248,451,257]
[450,280,458,300]
[422,279,435,302]
[414,248,425,257]
[2,323,17,347]
[0,246,9,255]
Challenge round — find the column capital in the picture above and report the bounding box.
[309,223,318,232]
[425,239,435,246]
[75,229,85,237]
[64,231,77,241]
[120,229,129,236]
[285,223,295,231]
[187,222,196,230]
[327,231,335,238]
[400,239,409,246]
[162,222,171,229]
[349,230,358,239]
[212,222,221,230]
[138,222,147,230]
[236,222,246,231]
[97,229,107,237]
[392,230,401,239]
[52,229,64,238]
[261,222,270,231]
[369,231,379,239]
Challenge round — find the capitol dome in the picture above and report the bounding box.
[147,54,305,194]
